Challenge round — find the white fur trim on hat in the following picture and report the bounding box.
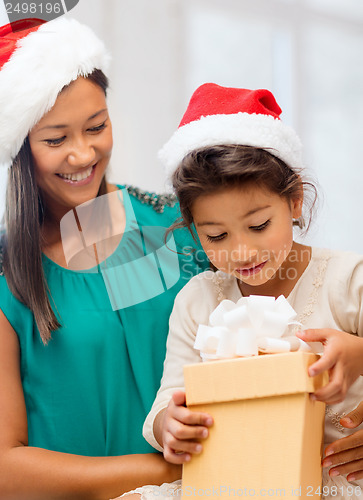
[0,17,111,168]
[159,112,303,178]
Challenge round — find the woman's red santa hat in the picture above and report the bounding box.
[0,17,110,169]
[159,83,303,176]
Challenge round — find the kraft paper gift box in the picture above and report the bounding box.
[182,351,326,499]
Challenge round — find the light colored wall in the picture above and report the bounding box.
[71,0,363,252]
[1,0,363,253]
[71,0,184,193]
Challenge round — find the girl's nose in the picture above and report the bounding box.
[231,238,258,263]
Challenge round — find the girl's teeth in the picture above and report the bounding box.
[59,166,93,181]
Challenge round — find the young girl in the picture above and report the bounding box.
[0,17,208,498]
[141,84,363,499]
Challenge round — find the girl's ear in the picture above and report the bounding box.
[291,177,304,219]
[292,196,303,219]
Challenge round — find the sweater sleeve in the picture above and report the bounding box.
[329,251,363,337]
[142,271,217,451]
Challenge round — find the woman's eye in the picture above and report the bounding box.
[88,122,107,133]
[206,233,227,242]
[44,137,65,146]
[250,220,271,231]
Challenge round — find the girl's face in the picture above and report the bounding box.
[29,76,113,220]
[192,185,303,292]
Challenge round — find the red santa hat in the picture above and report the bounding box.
[159,83,303,177]
[0,17,110,168]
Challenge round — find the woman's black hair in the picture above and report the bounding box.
[1,69,109,344]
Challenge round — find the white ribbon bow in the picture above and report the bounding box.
[194,295,311,361]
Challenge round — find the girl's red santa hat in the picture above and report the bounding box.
[159,83,303,177]
[0,17,110,169]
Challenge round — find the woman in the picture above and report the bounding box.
[0,17,207,499]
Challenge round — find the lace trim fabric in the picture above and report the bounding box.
[212,272,227,302]
[111,480,182,500]
[296,254,330,326]
[325,408,347,434]
[125,185,177,214]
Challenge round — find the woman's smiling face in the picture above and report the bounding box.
[192,185,303,289]
[29,76,113,220]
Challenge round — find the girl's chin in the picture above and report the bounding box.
[235,268,277,286]
[239,277,271,287]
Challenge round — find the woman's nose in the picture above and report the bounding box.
[67,137,96,167]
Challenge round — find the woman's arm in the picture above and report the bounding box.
[0,310,180,500]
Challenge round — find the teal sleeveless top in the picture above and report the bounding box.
[0,186,209,456]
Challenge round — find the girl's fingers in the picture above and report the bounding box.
[312,384,343,404]
[163,425,205,464]
[296,329,331,376]
[171,390,187,407]
[167,414,209,441]
[308,355,335,377]
[162,391,213,465]
[163,446,191,465]
[312,364,347,404]
[296,328,329,343]
[171,401,213,427]
[164,431,204,456]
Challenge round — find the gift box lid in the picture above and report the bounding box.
[184,352,327,405]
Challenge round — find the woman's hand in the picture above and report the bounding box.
[323,401,363,481]
[161,391,213,464]
[296,329,363,404]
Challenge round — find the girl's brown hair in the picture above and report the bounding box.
[1,69,109,344]
[170,145,317,240]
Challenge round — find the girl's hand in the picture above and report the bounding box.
[161,390,213,464]
[323,401,363,481]
[296,329,363,404]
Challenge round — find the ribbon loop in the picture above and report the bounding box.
[194,295,311,361]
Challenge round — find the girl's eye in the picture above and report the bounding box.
[250,220,271,231]
[44,137,66,146]
[88,122,107,133]
[206,233,227,242]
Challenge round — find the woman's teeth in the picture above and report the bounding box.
[58,165,93,181]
